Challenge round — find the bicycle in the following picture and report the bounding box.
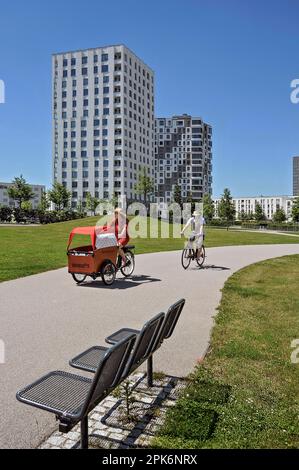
[181,238,206,270]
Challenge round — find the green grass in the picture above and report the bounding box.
[152,255,299,449]
[1,216,299,282]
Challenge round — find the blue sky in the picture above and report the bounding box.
[0,0,298,197]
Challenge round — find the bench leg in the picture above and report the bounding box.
[80,416,89,449]
[147,356,153,387]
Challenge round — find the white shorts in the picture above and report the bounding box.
[186,234,203,249]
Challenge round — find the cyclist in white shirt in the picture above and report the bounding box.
[181,210,205,259]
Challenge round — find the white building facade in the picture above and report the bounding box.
[214,195,294,221]
[52,45,155,208]
[0,182,45,209]
[155,114,213,203]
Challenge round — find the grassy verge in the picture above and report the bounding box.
[1,216,299,282]
[152,255,299,449]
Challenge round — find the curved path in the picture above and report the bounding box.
[1,244,299,449]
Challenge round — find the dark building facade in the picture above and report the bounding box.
[154,114,212,203]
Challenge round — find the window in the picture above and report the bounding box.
[71,58,76,66]
[102,119,108,126]
[63,70,68,78]
[94,66,98,74]
[83,89,88,96]
[83,110,88,117]
[83,171,88,178]
[94,119,100,126]
[103,108,110,115]
[82,68,88,75]
[81,151,87,158]
[103,87,109,94]
[81,120,87,127]
[82,56,88,64]
[83,78,88,86]
[71,69,76,77]
[83,161,88,168]
[102,139,108,146]
[63,59,68,67]
[94,55,98,63]
[101,65,109,73]
[103,76,109,83]
[103,97,109,104]
[101,53,108,62]
[102,129,108,136]
[94,150,100,157]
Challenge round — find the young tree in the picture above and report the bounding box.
[272,208,286,223]
[7,175,34,208]
[134,167,154,204]
[173,183,183,207]
[218,188,235,230]
[203,193,214,223]
[292,197,299,223]
[48,182,71,211]
[76,198,86,218]
[85,192,100,216]
[37,192,50,212]
[254,202,266,222]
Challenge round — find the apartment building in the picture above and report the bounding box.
[293,156,299,196]
[214,195,294,220]
[155,114,212,203]
[0,182,45,209]
[52,44,155,208]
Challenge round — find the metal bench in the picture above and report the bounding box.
[106,298,185,386]
[70,299,185,387]
[16,334,136,449]
[69,312,165,384]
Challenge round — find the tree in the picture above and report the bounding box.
[217,188,235,229]
[7,175,34,208]
[203,193,214,223]
[134,167,154,204]
[85,192,100,216]
[76,198,86,218]
[37,192,50,212]
[292,197,299,223]
[48,182,71,211]
[173,183,183,207]
[272,208,286,223]
[254,202,266,222]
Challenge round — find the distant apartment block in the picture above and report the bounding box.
[293,156,299,196]
[214,195,294,221]
[154,114,212,204]
[0,182,45,209]
[52,44,155,208]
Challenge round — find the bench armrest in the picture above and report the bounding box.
[106,328,140,345]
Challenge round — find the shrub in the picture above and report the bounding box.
[0,206,13,222]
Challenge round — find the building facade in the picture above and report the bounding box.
[293,156,299,196]
[52,44,155,208]
[154,114,212,204]
[0,182,45,209]
[214,195,294,221]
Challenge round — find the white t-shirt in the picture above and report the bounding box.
[186,216,205,236]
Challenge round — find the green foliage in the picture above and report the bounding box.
[292,197,299,222]
[7,175,34,208]
[85,192,100,216]
[217,188,235,228]
[272,208,286,223]
[254,202,266,221]
[48,182,71,211]
[203,193,215,223]
[134,167,155,203]
[173,184,183,207]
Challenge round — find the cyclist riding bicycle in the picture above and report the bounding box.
[181,210,205,259]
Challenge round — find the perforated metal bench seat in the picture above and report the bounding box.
[69,346,108,373]
[106,328,140,345]
[16,371,92,418]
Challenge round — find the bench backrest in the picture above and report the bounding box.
[83,333,136,415]
[125,311,165,375]
[152,298,185,352]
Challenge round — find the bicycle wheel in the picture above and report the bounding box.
[196,246,206,268]
[120,251,135,277]
[72,273,87,284]
[181,249,192,270]
[101,261,116,286]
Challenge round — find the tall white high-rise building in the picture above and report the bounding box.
[52,45,155,208]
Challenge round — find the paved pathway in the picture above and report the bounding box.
[1,244,299,449]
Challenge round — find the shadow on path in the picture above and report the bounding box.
[78,274,162,290]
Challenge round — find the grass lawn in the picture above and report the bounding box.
[1,216,299,282]
[152,255,299,449]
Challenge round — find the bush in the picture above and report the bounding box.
[0,206,13,222]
